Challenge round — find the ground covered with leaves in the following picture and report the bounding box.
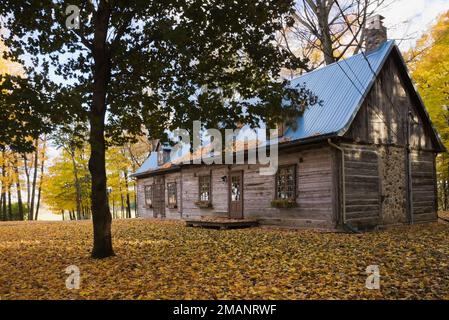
[0,219,448,299]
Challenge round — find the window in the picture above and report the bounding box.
[167,182,177,208]
[230,175,241,201]
[199,175,211,202]
[144,185,153,207]
[276,165,296,200]
[163,149,171,163]
[157,149,171,165]
[157,151,163,165]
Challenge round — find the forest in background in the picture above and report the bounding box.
[0,113,152,221]
[2,38,153,221]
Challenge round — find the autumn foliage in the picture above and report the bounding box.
[0,219,448,300]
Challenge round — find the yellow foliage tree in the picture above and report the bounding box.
[41,135,149,220]
[106,135,151,219]
[106,146,135,219]
[42,149,91,220]
[1,41,27,221]
[409,11,449,210]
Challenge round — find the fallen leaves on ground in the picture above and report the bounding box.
[0,219,448,300]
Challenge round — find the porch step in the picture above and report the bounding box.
[185,218,259,230]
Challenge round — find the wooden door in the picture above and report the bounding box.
[153,176,165,218]
[229,171,243,219]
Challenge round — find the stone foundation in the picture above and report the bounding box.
[378,146,407,224]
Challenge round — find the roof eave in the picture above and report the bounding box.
[132,133,339,179]
[130,165,181,179]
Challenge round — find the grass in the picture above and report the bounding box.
[0,218,448,299]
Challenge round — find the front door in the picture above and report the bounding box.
[153,176,165,218]
[229,171,243,219]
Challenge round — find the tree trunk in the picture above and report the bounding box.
[86,198,91,220]
[35,137,46,221]
[446,159,449,211]
[0,192,5,221]
[124,171,132,219]
[0,191,6,221]
[23,154,31,218]
[7,184,12,221]
[112,195,115,219]
[316,1,335,65]
[0,193,4,221]
[69,147,83,220]
[35,186,42,220]
[120,186,124,219]
[1,149,6,221]
[89,1,114,259]
[13,155,24,220]
[29,140,39,221]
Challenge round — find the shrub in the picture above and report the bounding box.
[194,201,213,209]
[271,199,298,209]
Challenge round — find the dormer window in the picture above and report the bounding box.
[157,148,171,165]
[163,149,170,162]
[157,151,163,165]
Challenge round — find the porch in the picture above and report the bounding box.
[185,217,259,230]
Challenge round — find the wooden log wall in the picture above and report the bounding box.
[136,145,336,229]
[136,176,154,219]
[410,151,438,222]
[342,144,381,226]
[241,146,335,228]
[343,52,438,227]
[346,54,434,151]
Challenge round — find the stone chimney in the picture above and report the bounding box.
[365,15,387,52]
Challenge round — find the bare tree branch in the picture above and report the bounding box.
[278,0,392,71]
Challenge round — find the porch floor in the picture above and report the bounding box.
[185,217,259,230]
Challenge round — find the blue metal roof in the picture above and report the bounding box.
[283,40,395,140]
[133,151,159,176]
[133,41,398,177]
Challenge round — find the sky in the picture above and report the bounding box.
[379,0,449,50]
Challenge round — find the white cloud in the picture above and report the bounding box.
[379,0,449,50]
